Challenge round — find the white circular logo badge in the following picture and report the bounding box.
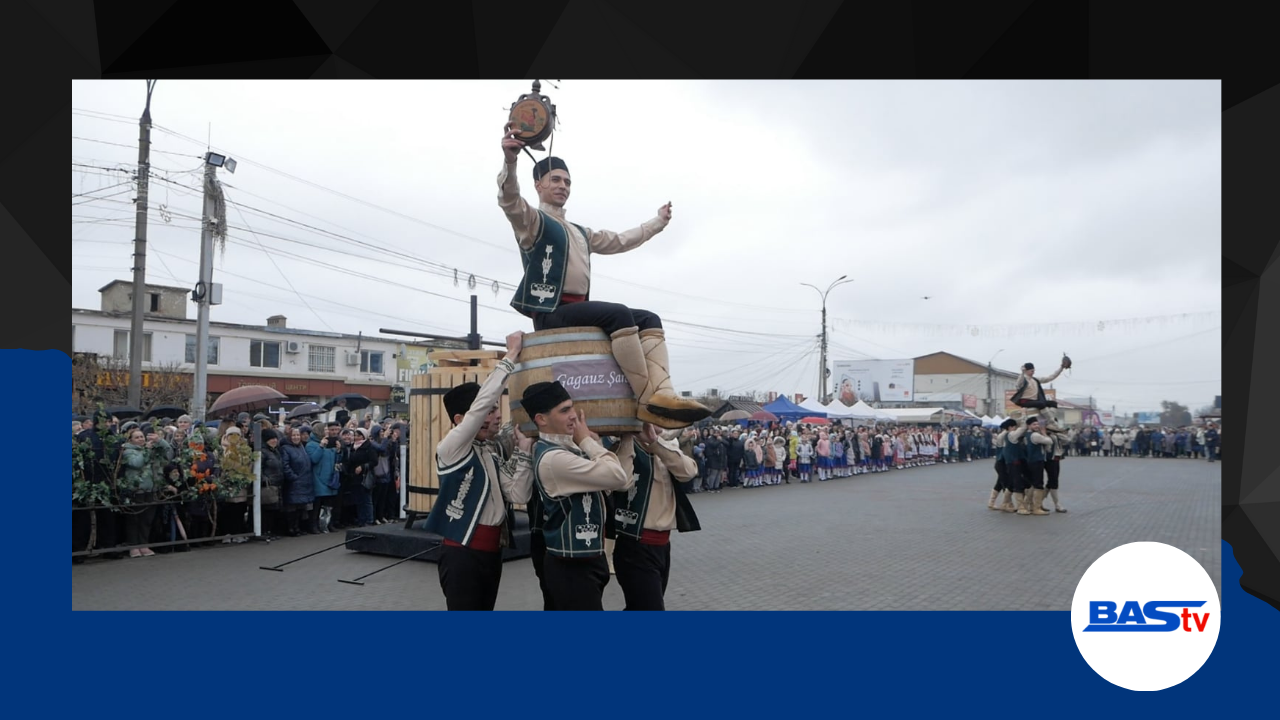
[1071,541,1221,691]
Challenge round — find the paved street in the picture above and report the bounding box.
[72,456,1221,610]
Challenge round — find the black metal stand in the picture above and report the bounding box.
[258,534,374,572]
[337,545,441,586]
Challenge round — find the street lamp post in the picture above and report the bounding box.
[801,275,853,404]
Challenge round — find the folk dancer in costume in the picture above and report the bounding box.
[989,418,1018,512]
[523,381,636,611]
[611,422,701,610]
[1042,425,1070,513]
[424,331,534,611]
[1008,416,1053,516]
[498,131,712,430]
[1009,359,1067,431]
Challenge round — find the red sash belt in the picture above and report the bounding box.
[443,523,503,553]
[560,293,587,304]
[639,529,670,546]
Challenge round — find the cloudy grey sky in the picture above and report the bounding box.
[72,80,1221,415]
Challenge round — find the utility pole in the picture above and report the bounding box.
[986,349,1004,417]
[802,275,853,404]
[190,150,234,421]
[127,80,156,408]
[192,160,216,422]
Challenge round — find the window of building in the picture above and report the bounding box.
[250,340,281,368]
[149,293,160,312]
[112,330,152,361]
[361,350,383,374]
[309,345,336,372]
[184,334,220,365]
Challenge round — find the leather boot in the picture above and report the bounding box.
[1031,489,1050,515]
[609,327,669,426]
[1050,488,1068,513]
[987,488,1000,510]
[634,328,712,427]
[1014,492,1029,515]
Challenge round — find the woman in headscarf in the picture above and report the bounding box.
[258,428,285,539]
[280,426,316,536]
[345,427,379,528]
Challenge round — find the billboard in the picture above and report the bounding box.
[1135,411,1162,425]
[832,359,915,405]
[962,394,978,409]
[1004,388,1057,415]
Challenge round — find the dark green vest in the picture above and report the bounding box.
[1003,433,1026,464]
[612,446,654,541]
[532,439,607,558]
[510,210,590,315]
[1025,435,1047,464]
[423,446,495,545]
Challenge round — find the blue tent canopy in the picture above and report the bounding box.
[762,396,811,421]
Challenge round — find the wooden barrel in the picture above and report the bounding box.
[509,327,642,437]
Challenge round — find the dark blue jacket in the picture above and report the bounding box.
[281,442,316,505]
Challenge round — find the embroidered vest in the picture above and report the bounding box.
[510,210,590,315]
[532,439,606,558]
[423,446,496,546]
[611,446,655,541]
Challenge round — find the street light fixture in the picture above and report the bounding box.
[205,151,236,173]
[801,275,854,403]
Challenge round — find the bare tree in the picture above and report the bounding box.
[72,353,195,414]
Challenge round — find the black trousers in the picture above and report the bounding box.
[529,530,556,611]
[542,554,611,611]
[613,536,671,611]
[993,459,1010,492]
[531,301,661,337]
[437,544,504,611]
[1045,458,1061,490]
[1024,461,1046,490]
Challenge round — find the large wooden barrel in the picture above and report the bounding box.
[509,327,642,437]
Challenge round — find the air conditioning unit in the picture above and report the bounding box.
[285,341,302,354]
[345,352,361,366]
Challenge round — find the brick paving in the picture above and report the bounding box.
[72,456,1221,610]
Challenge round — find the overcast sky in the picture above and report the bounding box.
[72,80,1221,415]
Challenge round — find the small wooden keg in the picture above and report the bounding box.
[508,327,642,437]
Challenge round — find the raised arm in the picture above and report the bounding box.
[436,332,523,465]
[1036,366,1064,384]
[498,129,542,250]
[586,202,672,255]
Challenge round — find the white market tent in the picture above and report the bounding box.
[882,407,945,423]
[797,397,831,416]
[821,402,858,420]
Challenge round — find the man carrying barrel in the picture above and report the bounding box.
[424,331,534,611]
[498,129,712,430]
[521,380,637,610]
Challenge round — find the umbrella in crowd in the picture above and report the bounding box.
[322,393,371,411]
[143,405,187,421]
[750,410,779,422]
[720,410,752,421]
[208,385,287,418]
[104,405,143,419]
[287,402,326,420]
[800,416,831,425]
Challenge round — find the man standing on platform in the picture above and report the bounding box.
[523,381,636,610]
[498,129,711,430]
[424,331,534,611]
[612,422,701,610]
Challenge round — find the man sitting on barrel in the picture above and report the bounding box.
[498,128,712,430]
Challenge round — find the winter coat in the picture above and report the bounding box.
[281,441,316,505]
[306,436,339,498]
[120,444,157,494]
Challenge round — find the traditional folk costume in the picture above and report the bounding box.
[612,432,701,610]
[498,157,711,430]
[424,361,533,611]
[831,436,845,477]
[816,432,832,481]
[989,420,1018,511]
[1008,418,1053,516]
[771,436,787,485]
[523,382,636,611]
[1043,428,1070,513]
[1010,361,1066,430]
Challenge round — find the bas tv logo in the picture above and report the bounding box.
[1071,543,1221,691]
[1084,601,1210,633]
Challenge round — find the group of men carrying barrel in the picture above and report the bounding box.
[420,120,1078,610]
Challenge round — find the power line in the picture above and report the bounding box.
[227,197,335,332]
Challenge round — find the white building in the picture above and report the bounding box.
[911,351,1023,417]
[73,280,462,415]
